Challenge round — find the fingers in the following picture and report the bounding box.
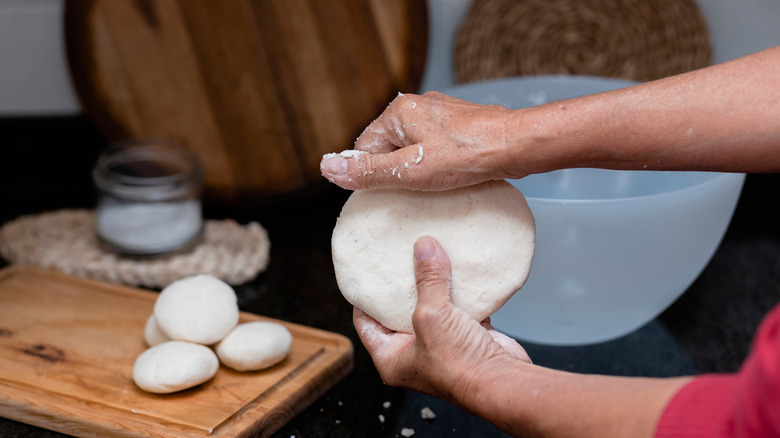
[320,145,432,190]
[486,329,533,363]
[320,90,509,191]
[354,118,400,154]
[412,236,453,326]
[321,92,470,191]
[354,92,423,154]
[353,307,392,354]
[353,307,413,360]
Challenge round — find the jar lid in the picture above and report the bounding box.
[93,140,204,201]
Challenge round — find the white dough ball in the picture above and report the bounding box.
[215,321,293,371]
[143,314,171,347]
[331,180,535,333]
[154,274,239,345]
[132,341,219,394]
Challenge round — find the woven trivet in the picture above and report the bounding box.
[454,0,712,83]
[0,209,270,289]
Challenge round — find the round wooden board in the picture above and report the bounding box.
[65,0,428,203]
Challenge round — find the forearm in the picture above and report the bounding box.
[461,360,692,438]
[511,46,780,174]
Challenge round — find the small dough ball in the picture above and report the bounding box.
[332,180,535,333]
[132,341,219,394]
[154,274,239,345]
[215,321,293,371]
[143,314,171,347]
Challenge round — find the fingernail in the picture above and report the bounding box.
[321,154,348,176]
[414,237,436,262]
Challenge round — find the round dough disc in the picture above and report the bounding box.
[143,314,171,347]
[132,341,219,394]
[215,321,293,371]
[332,180,535,333]
[154,274,239,345]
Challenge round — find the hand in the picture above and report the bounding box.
[354,236,693,438]
[353,236,531,406]
[324,47,780,191]
[321,92,533,191]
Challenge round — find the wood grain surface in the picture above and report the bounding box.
[65,0,428,203]
[0,266,353,437]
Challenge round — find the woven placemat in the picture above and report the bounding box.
[454,0,712,83]
[0,210,270,289]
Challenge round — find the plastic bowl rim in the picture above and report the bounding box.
[441,73,642,91]
[510,170,746,205]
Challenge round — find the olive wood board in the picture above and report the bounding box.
[0,266,353,437]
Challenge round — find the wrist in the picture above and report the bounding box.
[452,356,544,435]
[501,104,580,176]
[455,354,691,438]
[501,90,639,175]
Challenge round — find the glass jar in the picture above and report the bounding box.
[92,139,204,257]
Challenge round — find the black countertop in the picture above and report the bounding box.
[1,116,779,437]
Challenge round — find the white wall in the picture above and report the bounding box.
[0,0,80,115]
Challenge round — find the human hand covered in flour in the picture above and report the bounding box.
[322,48,780,194]
[320,91,536,191]
[353,236,530,404]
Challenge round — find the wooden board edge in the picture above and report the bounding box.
[0,379,201,438]
[0,265,355,437]
[218,339,354,438]
[0,265,156,299]
[0,340,353,438]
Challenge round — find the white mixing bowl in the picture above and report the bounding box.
[442,76,745,345]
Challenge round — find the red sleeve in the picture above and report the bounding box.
[655,303,780,438]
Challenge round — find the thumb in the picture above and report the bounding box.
[320,146,431,190]
[412,236,452,322]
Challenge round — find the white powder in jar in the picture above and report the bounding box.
[97,199,202,254]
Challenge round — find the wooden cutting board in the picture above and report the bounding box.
[65,0,428,203]
[0,266,353,438]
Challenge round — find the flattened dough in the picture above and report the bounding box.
[332,180,535,333]
[216,321,293,371]
[143,314,171,347]
[154,274,239,345]
[132,341,219,394]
